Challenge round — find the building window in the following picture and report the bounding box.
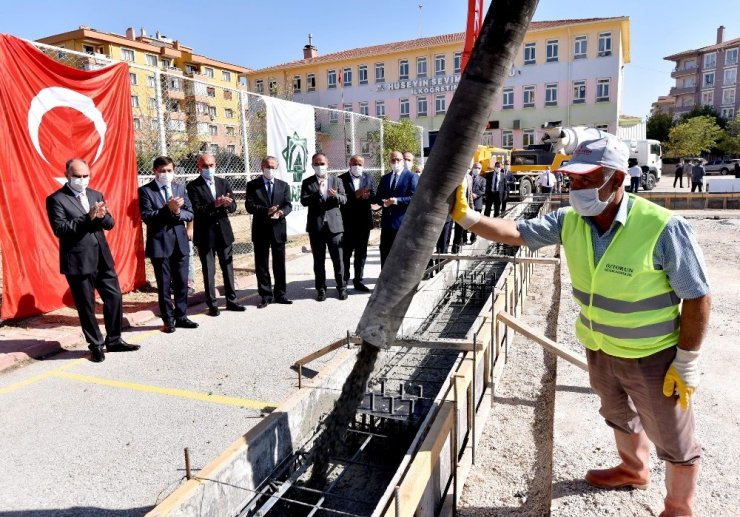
[129,72,137,85]
[682,77,696,88]
[701,90,714,106]
[704,52,717,69]
[596,79,610,102]
[721,107,735,119]
[222,71,231,82]
[400,98,410,118]
[704,72,715,87]
[375,100,385,117]
[208,106,217,118]
[148,98,157,110]
[573,80,586,104]
[329,105,338,123]
[293,75,301,93]
[342,67,352,86]
[358,65,368,84]
[133,118,141,130]
[121,48,135,62]
[359,101,369,116]
[726,48,739,66]
[523,86,535,108]
[169,119,185,132]
[207,87,216,98]
[203,67,214,78]
[435,54,446,76]
[227,144,236,154]
[574,36,587,59]
[224,108,234,119]
[255,80,264,93]
[722,88,736,105]
[454,52,462,73]
[598,33,612,57]
[307,73,316,91]
[131,95,139,108]
[196,102,208,115]
[545,83,558,106]
[417,57,427,78]
[167,100,180,112]
[327,69,337,88]
[522,129,535,147]
[399,59,409,80]
[226,126,236,136]
[435,94,446,114]
[185,64,198,74]
[145,54,157,67]
[502,130,513,149]
[724,68,737,86]
[546,40,559,62]
[208,125,217,136]
[343,103,353,121]
[502,87,514,109]
[375,62,385,83]
[524,42,536,65]
[147,75,156,88]
[169,78,182,91]
[417,96,428,116]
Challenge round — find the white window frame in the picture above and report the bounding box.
[203,67,214,78]
[522,129,535,147]
[596,78,611,102]
[501,87,513,109]
[255,79,264,93]
[293,75,301,93]
[435,94,446,115]
[375,62,385,83]
[375,100,385,117]
[435,54,446,76]
[342,67,352,86]
[722,88,736,105]
[417,96,428,116]
[721,107,735,119]
[358,65,368,84]
[726,48,739,66]
[225,126,236,136]
[524,42,536,65]
[147,75,156,88]
[327,69,337,89]
[523,85,535,107]
[307,73,316,92]
[545,83,558,106]
[148,97,157,110]
[573,80,586,104]
[131,95,139,108]
[129,72,137,85]
[145,54,158,67]
[359,101,369,116]
[224,108,234,119]
[417,57,427,78]
[546,40,559,62]
[208,124,218,136]
[206,87,216,98]
[704,72,715,87]
[208,106,217,118]
[329,105,338,123]
[701,90,714,106]
[133,118,141,130]
[704,52,717,69]
[399,59,409,80]
[400,98,410,118]
[574,36,587,59]
[502,130,513,149]
[724,68,737,86]
[454,52,462,73]
[344,103,353,121]
[598,32,612,57]
[226,144,236,154]
[121,48,135,62]
[222,71,231,82]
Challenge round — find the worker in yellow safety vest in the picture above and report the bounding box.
[451,133,711,517]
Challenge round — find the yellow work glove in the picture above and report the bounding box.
[450,178,480,230]
[662,348,701,410]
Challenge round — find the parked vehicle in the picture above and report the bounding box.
[621,138,663,188]
[704,159,739,175]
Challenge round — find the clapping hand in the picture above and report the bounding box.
[168,196,184,215]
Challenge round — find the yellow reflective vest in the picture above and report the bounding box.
[562,195,680,358]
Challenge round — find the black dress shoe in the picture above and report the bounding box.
[257,297,271,309]
[338,289,348,300]
[106,340,141,352]
[207,306,220,317]
[226,302,246,311]
[353,281,370,292]
[175,318,199,329]
[162,322,176,333]
[316,289,326,302]
[89,346,105,363]
[274,297,293,304]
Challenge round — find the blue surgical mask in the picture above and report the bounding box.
[201,167,215,181]
[569,176,615,217]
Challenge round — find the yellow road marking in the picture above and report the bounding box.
[53,371,277,410]
[0,358,84,395]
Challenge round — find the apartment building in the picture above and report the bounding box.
[38,26,250,156]
[664,26,740,120]
[246,17,631,149]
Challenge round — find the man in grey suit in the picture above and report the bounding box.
[301,153,347,301]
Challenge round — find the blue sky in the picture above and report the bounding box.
[2,0,739,118]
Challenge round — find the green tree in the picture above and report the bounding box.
[665,116,723,157]
[680,104,727,129]
[379,118,421,167]
[716,115,740,156]
[646,112,674,142]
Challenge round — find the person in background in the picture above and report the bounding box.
[485,161,513,217]
[469,162,486,244]
[628,158,642,193]
[734,160,740,179]
[536,166,556,195]
[690,160,705,193]
[673,161,685,189]
[403,151,415,174]
[375,150,418,267]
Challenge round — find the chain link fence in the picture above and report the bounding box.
[29,40,425,254]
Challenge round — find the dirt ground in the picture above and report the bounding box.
[460,211,740,516]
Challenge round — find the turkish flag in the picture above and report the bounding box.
[0,34,145,319]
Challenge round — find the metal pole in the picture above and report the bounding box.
[154,69,167,155]
[184,447,192,480]
[451,377,459,516]
[472,332,477,465]
[379,119,385,175]
[418,125,425,167]
[298,364,303,390]
[239,91,250,176]
[350,113,356,156]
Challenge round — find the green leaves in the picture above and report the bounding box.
[666,116,723,158]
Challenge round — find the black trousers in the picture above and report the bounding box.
[198,243,237,308]
[66,258,122,348]
[691,181,703,193]
[253,237,287,299]
[309,225,345,291]
[487,191,505,217]
[343,227,370,283]
[673,173,683,188]
[630,177,641,193]
[151,247,188,324]
[379,227,398,268]
[452,223,467,252]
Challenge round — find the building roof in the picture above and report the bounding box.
[251,17,627,74]
[664,36,740,61]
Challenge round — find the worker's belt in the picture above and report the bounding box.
[579,313,680,339]
[572,288,680,314]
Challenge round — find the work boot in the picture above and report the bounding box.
[585,430,651,490]
[660,460,700,517]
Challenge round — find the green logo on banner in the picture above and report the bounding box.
[282,131,308,184]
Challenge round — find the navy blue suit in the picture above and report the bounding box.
[375,169,418,266]
[339,171,377,284]
[139,180,193,324]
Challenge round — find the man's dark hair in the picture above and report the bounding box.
[153,156,174,169]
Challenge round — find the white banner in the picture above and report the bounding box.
[264,96,316,235]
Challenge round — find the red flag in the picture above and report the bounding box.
[0,34,145,319]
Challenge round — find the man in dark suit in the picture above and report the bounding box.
[301,153,347,301]
[484,161,514,217]
[186,153,245,316]
[469,162,486,244]
[339,154,377,292]
[376,150,419,267]
[46,158,139,362]
[139,156,197,333]
[246,156,293,308]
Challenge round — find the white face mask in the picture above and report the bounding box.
[391,161,404,174]
[157,172,174,186]
[262,168,275,180]
[350,165,363,177]
[404,159,413,170]
[313,165,327,177]
[68,176,89,193]
[569,175,615,217]
[472,167,482,176]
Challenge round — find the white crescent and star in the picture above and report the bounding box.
[27,87,107,184]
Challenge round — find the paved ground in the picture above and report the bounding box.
[0,242,383,514]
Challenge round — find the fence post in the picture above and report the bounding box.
[417,125,425,167]
[239,91,250,176]
[379,120,385,175]
[350,113,356,157]
[154,69,167,155]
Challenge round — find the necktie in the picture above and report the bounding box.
[266,181,273,203]
[546,174,549,187]
[78,193,89,212]
[493,173,498,191]
[163,185,170,202]
[208,180,216,199]
[390,173,397,192]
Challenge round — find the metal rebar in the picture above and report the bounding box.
[184,447,192,480]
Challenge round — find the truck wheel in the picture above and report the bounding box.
[642,172,656,191]
[519,178,533,198]
[721,168,729,175]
